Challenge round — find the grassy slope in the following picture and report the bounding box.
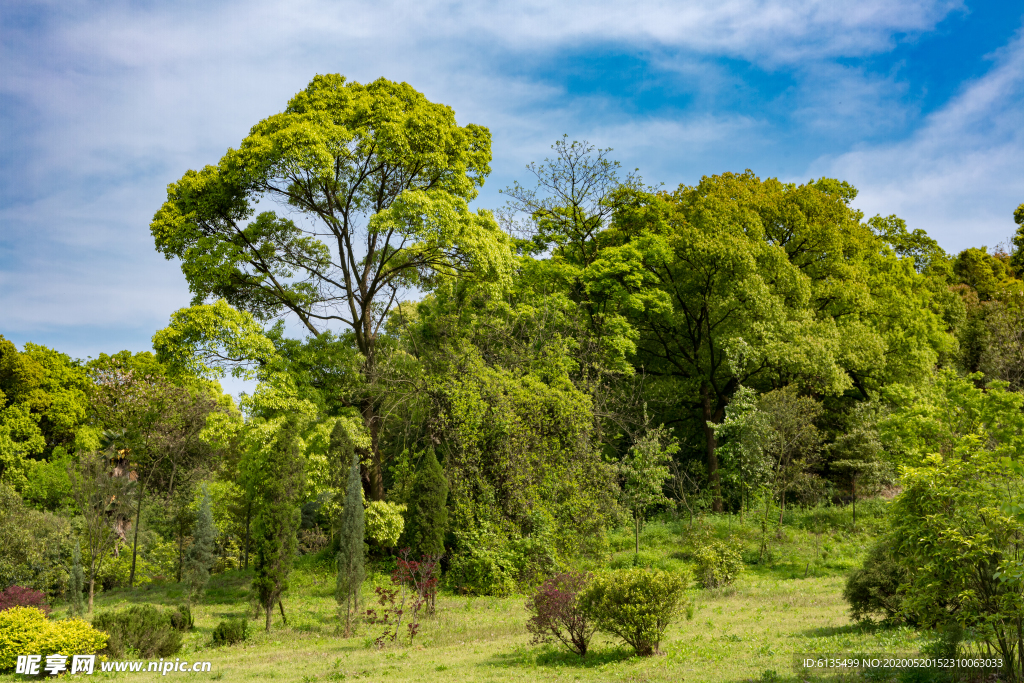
[6,501,921,683]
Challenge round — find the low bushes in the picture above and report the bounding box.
[844,538,912,623]
[92,605,182,658]
[578,568,687,656]
[525,571,595,657]
[0,607,107,671]
[169,605,193,632]
[526,567,688,657]
[694,538,743,589]
[0,586,50,615]
[211,617,248,646]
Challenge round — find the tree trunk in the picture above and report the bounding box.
[634,513,640,555]
[177,516,184,583]
[244,501,251,569]
[700,385,724,512]
[278,599,287,626]
[88,572,95,613]
[362,400,385,501]
[852,475,857,530]
[265,599,272,631]
[128,483,145,588]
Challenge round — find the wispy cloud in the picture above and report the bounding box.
[0,0,1007,362]
[813,28,1024,251]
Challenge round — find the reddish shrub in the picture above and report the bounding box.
[525,571,594,657]
[0,586,51,616]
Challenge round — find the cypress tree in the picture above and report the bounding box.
[69,539,85,617]
[335,441,365,636]
[183,484,216,605]
[401,447,448,557]
[250,416,305,631]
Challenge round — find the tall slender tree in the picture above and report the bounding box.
[247,416,305,631]
[68,540,85,617]
[183,484,216,604]
[335,438,365,637]
[400,447,448,557]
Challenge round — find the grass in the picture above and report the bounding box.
[4,501,928,682]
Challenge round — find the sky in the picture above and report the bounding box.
[2,0,1024,383]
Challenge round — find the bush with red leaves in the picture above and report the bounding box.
[525,571,594,657]
[0,586,51,616]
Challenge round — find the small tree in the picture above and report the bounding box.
[400,447,448,557]
[69,540,85,617]
[335,446,365,637]
[68,451,131,612]
[248,416,305,631]
[619,422,676,555]
[183,484,215,604]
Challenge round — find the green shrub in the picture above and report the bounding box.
[0,607,107,671]
[844,539,911,623]
[364,500,406,548]
[92,605,182,658]
[694,538,743,588]
[169,605,193,632]
[579,568,687,656]
[211,618,248,646]
[446,525,557,595]
[447,547,517,597]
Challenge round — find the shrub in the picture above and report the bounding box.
[526,571,595,657]
[844,539,911,623]
[579,568,687,656]
[0,607,107,671]
[92,605,182,658]
[446,546,517,597]
[169,605,193,632]
[211,618,248,646]
[694,538,743,589]
[0,586,50,615]
[364,500,406,548]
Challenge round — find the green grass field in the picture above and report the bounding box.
[7,503,930,683]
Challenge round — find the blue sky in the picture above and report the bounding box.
[2,0,1024,381]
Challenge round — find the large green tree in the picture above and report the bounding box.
[151,74,513,499]
[597,172,947,510]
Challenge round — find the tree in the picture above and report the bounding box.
[756,387,822,528]
[618,421,675,555]
[88,355,219,588]
[1007,202,1024,275]
[599,173,945,510]
[400,447,448,557]
[246,416,305,631]
[183,484,215,605]
[0,337,91,488]
[68,451,132,612]
[69,540,85,617]
[827,404,888,529]
[335,442,365,637]
[151,74,514,500]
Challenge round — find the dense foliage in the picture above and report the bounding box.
[3,72,1024,672]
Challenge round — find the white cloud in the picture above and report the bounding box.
[813,29,1024,252]
[0,0,997,356]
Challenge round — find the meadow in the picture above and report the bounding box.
[8,501,934,683]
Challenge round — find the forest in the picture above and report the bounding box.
[4,74,1024,682]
